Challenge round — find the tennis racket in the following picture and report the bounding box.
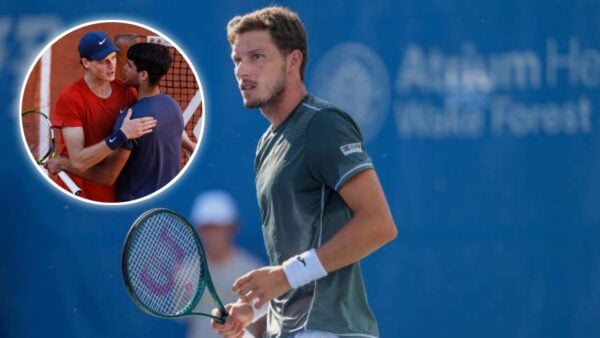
[21,109,82,196]
[122,208,228,323]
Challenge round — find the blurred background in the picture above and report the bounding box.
[1,1,599,337]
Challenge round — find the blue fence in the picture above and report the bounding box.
[1,1,599,337]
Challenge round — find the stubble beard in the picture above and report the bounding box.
[124,77,138,89]
[243,63,287,109]
[123,70,140,89]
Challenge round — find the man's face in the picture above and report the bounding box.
[85,52,117,82]
[123,59,139,88]
[231,30,287,108]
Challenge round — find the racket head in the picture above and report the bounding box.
[122,208,215,319]
[21,109,54,164]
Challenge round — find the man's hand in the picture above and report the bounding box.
[181,131,196,156]
[211,301,253,338]
[233,266,291,308]
[120,108,157,139]
[44,156,66,175]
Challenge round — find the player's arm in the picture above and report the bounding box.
[81,149,130,185]
[59,126,115,172]
[316,169,397,271]
[49,148,130,185]
[214,171,396,335]
[59,109,155,172]
[181,131,196,156]
[46,109,153,183]
[231,169,397,308]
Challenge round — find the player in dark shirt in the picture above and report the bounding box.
[114,42,183,201]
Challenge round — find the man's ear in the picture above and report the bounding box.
[81,58,90,70]
[287,49,303,75]
[139,70,149,82]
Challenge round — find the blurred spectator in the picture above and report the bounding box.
[185,190,265,338]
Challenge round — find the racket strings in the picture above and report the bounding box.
[127,212,204,316]
[22,112,52,162]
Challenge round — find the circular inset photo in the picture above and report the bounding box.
[20,20,204,205]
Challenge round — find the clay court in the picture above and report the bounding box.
[21,21,203,172]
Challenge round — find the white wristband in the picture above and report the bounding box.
[282,249,328,289]
[251,301,269,323]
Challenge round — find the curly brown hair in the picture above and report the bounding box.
[227,6,308,80]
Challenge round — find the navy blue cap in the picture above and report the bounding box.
[78,31,120,60]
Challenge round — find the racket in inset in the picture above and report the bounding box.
[122,208,228,323]
[21,109,82,196]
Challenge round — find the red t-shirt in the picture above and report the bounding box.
[52,78,137,202]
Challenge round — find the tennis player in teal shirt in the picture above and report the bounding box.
[212,6,398,338]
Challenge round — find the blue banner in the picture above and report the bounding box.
[1,1,599,337]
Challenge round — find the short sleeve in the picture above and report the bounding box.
[52,92,85,128]
[305,109,373,191]
[112,106,135,150]
[112,109,126,131]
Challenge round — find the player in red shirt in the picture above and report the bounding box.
[51,31,157,202]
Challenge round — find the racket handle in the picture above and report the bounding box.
[216,313,228,325]
[57,171,82,196]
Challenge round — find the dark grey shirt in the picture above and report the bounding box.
[255,95,378,337]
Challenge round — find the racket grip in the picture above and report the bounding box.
[57,171,82,196]
[217,312,228,325]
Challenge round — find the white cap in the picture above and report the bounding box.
[190,190,239,227]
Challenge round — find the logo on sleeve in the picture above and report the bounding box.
[340,143,363,156]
